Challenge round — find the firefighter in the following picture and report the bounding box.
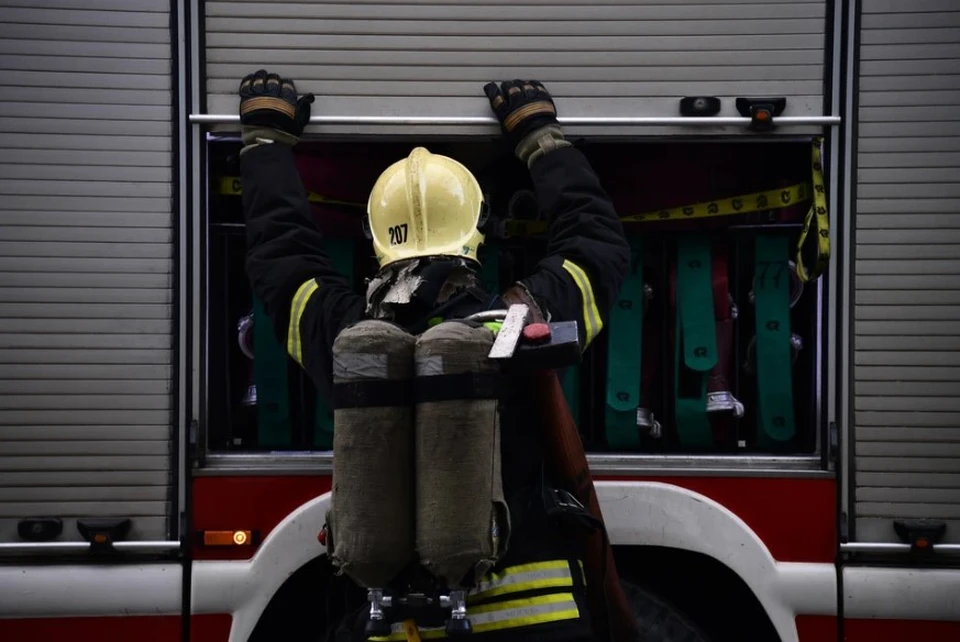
[238,70,632,641]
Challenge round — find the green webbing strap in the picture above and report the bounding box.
[605,239,645,449]
[754,235,796,445]
[674,237,717,448]
[254,295,292,448]
[314,239,355,449]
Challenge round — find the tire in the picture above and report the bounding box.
[621,579,713,642]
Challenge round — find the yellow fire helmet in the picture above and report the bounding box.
[366,147,487,268]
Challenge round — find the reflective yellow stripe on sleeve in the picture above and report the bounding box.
[561,259,602,349]
[286,278,320,365]
[467,560,573,601]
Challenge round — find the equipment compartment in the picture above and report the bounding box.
[205,138,827,457]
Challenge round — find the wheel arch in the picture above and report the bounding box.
[615,545,782,642]
[596,481,802,641]
[208,482,814,641]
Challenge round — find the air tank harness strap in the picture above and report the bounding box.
[507,465,604,539]
[605,237,646,449]
[330,349,415,410]
[753,235,796,445]
[674,237,718,449]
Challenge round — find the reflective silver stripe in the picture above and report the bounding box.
[469,594,579,629]
[415,355,444,377]
[286,278,320,365]
[468,561,574,600]
[560,259,602,349]
[332,353,389,380]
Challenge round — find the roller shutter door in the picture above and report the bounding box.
[853,0,960,543]
[204,0,829,136]
[0,0,175,543]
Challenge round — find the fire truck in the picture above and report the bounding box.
[1,0,959,640]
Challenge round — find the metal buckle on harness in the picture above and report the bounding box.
[366,588,393,636]
[543,487,602,533]
[636,407,662,438]
[365,583,473,639]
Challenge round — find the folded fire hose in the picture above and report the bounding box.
[673,236,719,448]
[226,139,827,459]
[605,237,647,449]
[752,235,797,445]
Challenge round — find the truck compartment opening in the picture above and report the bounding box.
[205,137,824,457]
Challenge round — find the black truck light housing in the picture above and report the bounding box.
[736,97,787,131]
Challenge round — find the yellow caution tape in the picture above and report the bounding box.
[218,141,830,283]
[619,182,810,224]
[795,137,829,283]
[501,181,809,237]
[501,139,830,282]
[217,176,367,209]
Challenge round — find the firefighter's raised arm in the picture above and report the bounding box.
[484,80,630,350]
[238,70,365,392]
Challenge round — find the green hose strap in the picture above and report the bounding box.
[605,239,645,449]
[254,294,292,448]
[675,237,716,448]
[313,239,354,449]
[754,235,796,445]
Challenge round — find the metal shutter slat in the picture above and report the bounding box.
[0,0,174,544]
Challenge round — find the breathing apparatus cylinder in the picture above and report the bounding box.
[413,320,511,589]
[326,320,417,589]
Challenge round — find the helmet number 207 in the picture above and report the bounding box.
[388,224,409,246]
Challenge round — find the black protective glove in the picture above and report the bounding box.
[483,80,570,167]
[238,69,314,149]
